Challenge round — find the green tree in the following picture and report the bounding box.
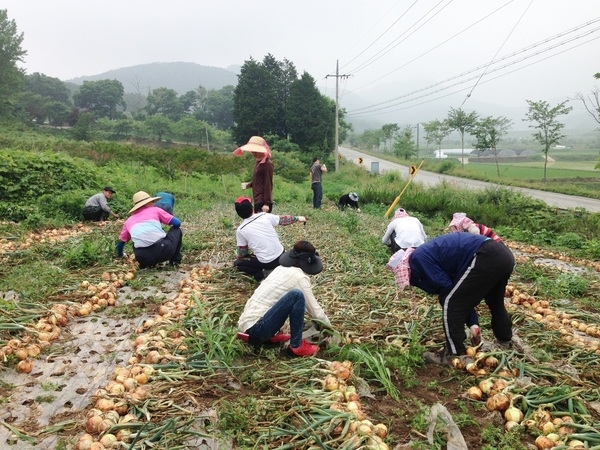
[145,114,173,141]
[0,9,26,116]
[146,87,183,121]
[233,54,298,143]
[422,119,451,152]
[393,126,416,159]
[73,79,125,119]
[524,99,572,181]
[24,72,70,104]
[472,116,512,176]
[447,108,479,169]
[355,129,385,151]
[286,72,334,153]
[70,111,95,141]
[202,85,234,130]
[381,123,400,152]
[174,116,204,145]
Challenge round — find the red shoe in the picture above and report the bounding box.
[270,332,291,344]
[288,339,319,357]
[237,332,250,343]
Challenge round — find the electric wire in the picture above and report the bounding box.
[459,0,534,107]
[346,0,451,75]
[349,0,515,93]
[346,35,600,117]
[344,19,600,115]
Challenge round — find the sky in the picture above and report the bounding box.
[3,0,600,127]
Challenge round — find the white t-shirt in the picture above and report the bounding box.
[236,213,284,263]
[382,216,427,249]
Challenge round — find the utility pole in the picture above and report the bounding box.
[326,60,350,172]
[415,123,420,159]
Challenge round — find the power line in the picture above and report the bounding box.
[349,0,515,93]
[346,35,599,117]
[460,0,534,107]
[345,19,600,115]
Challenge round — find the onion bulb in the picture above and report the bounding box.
[99,433,117,448]
[535,436,554,450]
[504,406,524,423]
[323,375,339,391]
[466,386,483,400]
[16,359,33,374]
[373,423,388,438]
[504,420,519,431]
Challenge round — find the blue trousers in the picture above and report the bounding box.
[311,182,323,209]
[245,289,305,347]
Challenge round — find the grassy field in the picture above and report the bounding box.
[1,136,600,449]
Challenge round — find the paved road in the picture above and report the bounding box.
[339,146,600,213]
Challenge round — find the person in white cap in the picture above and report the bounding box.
[337,192,361,212]
[116,191,183,269]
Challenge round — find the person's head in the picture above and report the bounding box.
[313,157,319,164]
[129,191,161,214]
[393,208,409,219]
[448,212,474,232]
[103,186,116,199]
[233,136,271,162]
[279,240,323,275]
[349,192,359,202]
[235,196,253,219]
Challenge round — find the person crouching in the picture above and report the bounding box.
[116,191,183,269]
[338,192,361,212]
[237,240,332,357]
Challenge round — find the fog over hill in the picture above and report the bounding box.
[66,62,238,94]
[66,61,597,136]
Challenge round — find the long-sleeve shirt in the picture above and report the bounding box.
[382,216,427,249]
[84,193,113,214]
[408,233,488,299]
[118,206,175,248]
[237,265,330,332]
[251,159,273,205]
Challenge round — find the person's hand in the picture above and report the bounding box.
[113,213,120,218]
[357,208,361,213]
[262,204,270,213]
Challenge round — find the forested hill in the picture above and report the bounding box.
[66,62,239,94]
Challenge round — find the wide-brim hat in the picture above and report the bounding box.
[233,136,269,156]
[448,212,473,231]
[129,191,162,213]
[279,249,323,275]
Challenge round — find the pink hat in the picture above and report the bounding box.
[448,212,474,232]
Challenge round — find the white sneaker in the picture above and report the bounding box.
[469,325,482,346]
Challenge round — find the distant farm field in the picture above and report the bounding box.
[464,161,599,180]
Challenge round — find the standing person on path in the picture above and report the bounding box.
[388,232,515,364]
[234,136,274,213]
[234,197,306,281]
[153,191,175,214]
[382,208,427,255]
[237,240,332,357]
[116,191,183,269]
[82,187,120,221]
[310,157,327,209]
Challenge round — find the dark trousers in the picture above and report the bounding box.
[442,240,514,355]
[311,182,323,208]
[133,227,182,269]
[254,202,273,214]
[82,206,108,221]
[234,253,282,281]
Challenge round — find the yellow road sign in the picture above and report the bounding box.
[410,165,417,175]
[358,157,363,164]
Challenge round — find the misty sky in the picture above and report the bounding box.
[4,0,600,125]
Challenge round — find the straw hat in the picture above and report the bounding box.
[129,191,161,213]
[233,136,269,155]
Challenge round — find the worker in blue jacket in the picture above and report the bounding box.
[389,232,515,364]
[153,192,175,214]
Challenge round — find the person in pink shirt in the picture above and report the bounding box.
[116,191,183,268]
